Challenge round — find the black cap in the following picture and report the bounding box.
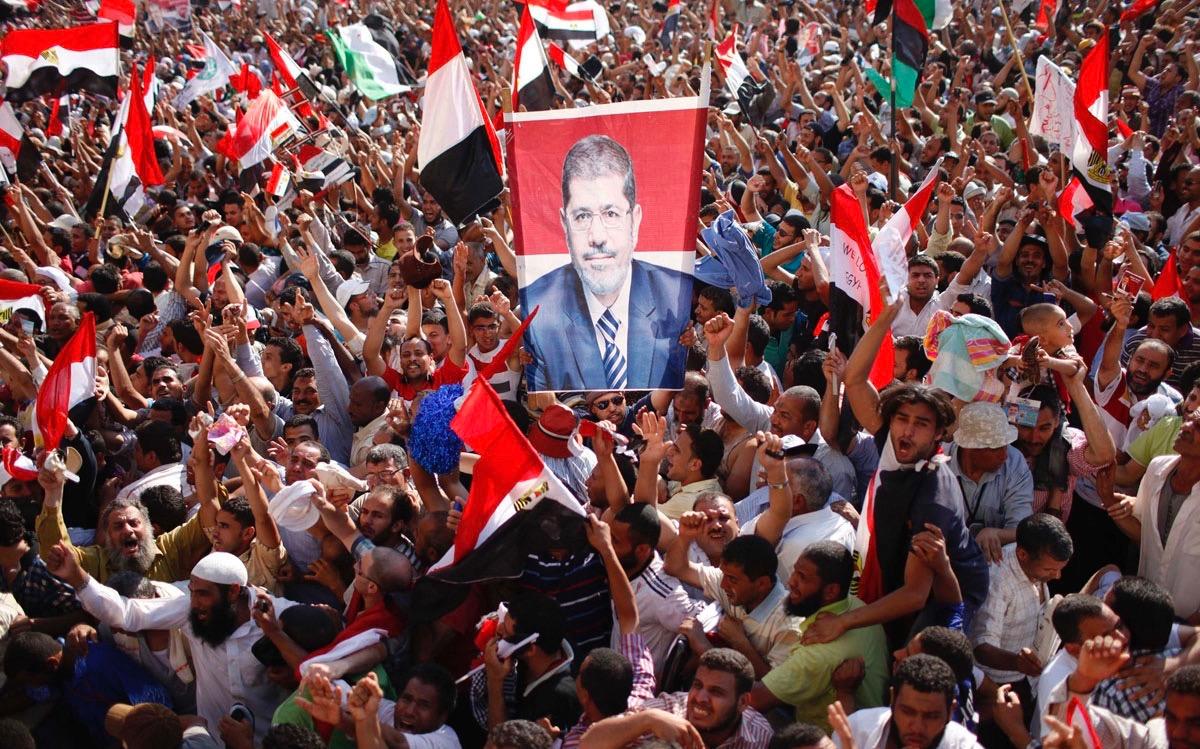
[251,605,340,667]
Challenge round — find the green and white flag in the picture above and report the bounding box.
[174,32,237,108]
[332,23,411,101]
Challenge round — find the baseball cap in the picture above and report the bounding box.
[335,276,371,309]
[105,703,182,749]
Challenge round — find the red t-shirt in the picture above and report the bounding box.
[382,357,467,400]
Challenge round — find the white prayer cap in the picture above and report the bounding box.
[191,552,248,586]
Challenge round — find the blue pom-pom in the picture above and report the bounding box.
[409,384,464,474]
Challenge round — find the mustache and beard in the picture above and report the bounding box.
[104,532,158,575]
[190,593,240,647]
[785,589,826,618]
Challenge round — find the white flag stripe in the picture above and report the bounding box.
[417,53,487,170]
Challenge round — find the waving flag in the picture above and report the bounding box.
[0,278,46,326]
[828,183,894,390]
[35,312,97,451]
[0,22,119,103]
[547,43,583,80]
[428,376,585,581]
[216,90,301,171]
[513,6,556,112]
[1120,0,1158,23]
[174,32,237,108]
[1152,251,1183,301]
[715,25,749,101]
[660,0,682,46]
[85,62,162,220]
[0,447,37,488]
[874,165,940,297]
[46,93,69,138]
[529,0,610,50]
[331,23,412,101]
[417,0,504,225]
[1061,31,1113,247]
[263,30,319,117]
[0,102,24,173]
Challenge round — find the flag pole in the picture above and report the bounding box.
[889,2,898,202]
[998,0,1037,103]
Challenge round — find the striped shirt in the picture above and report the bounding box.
[520,550,613,658]
[561,632,658,749]
[621,554,706,677]
[638,692,773,749]
[1121,326,1200,391]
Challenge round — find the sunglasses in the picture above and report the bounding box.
[592,395,626,410]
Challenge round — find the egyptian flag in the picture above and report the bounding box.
[34,312,96,451]
[46,93,68,138]
[547,42,584,80]
[660,0,682,46]
[98,0,135,44]
[0,447,37,488]
[418,0,504,226]
[828,183,894,390]
[529,0,609,49]
[266,161,291,198]
[216,91,302,171]
[263,30,319,116]
[0,23,119,104]
[1152,251,1183,300]
[426,377,586,583]
[230,62,263,99]
[707,0,720,38]
[1062,32,1114,248]
[715,26,750,102]
[294,143,355,193]
[873,165,940,296]
[1120,0,1158,23]
[85,63,162,220]
[513,6,556,112]
[0,278,46,328]
[0,102,24,173]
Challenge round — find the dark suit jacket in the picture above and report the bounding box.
[521,259,692,391]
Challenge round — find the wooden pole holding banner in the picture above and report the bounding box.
[997,0,1037,104]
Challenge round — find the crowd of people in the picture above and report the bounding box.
[3,0,1200,748]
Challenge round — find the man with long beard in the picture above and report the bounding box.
[36,460,217,585]
[746,541,889,733]
[46,546,299,746]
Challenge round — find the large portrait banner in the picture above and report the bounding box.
[508,97,706,392]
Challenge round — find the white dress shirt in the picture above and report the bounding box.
[78,578,297,746]
[741,506,856,582]
[582,275,632,376]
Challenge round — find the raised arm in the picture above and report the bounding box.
[1097,295,1132,392]
[842,297,903,434]
[586,516,639,636]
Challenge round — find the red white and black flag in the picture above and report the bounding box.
[263,29,320,118]
[417,0,504,225]
[528,0,609,47]
[828,182,894,390]
[1059,31,1113,248]
[46,92,69,138]
[35,311,97,451]
[0,22,120,103]
[84,62,163,220]
[216,90,302,171]
[512,6,556,112]
[427,376,586,583]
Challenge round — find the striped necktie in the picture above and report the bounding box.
[597,309,627,389]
